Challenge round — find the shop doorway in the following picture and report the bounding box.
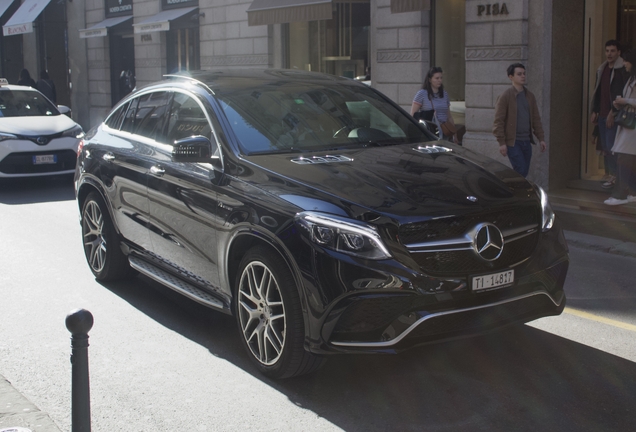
[581,0,635,181]
[36,1,69,106]
[110,34,135,106]
[1,0,22,83]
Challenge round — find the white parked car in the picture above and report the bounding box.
[0,79,84,178]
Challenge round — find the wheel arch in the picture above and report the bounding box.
[225,229,311,336]
[77,178,119,232]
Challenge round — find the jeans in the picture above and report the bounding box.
[507,140,533,177]
[598,116,618,176]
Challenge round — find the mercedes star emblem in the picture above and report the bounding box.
[473,223,504,261]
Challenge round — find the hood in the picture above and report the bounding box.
[0,115,78,135]
[244,143,536,220]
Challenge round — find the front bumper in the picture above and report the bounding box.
[300,224,569,355]
[0,138,79,177]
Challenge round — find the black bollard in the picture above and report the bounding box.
[65,309,94,432]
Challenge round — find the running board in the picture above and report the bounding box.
[129,255,226,310]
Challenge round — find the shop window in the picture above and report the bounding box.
[167,27,200,73]
[287,2,370,79]
[618,0,636,50]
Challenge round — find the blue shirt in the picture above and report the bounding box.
[413,89,451,122]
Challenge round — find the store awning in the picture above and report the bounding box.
[79,16,133,39]
[3,0,51,36]
[247,0,333,26]
[0,0,14,20]
[133,7,197,34]
[390,0,430,14]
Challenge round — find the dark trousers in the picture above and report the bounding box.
[507,140,532,177]
[612,153,636,199]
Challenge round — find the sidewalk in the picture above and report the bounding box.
[0,376,61,432]
[564,230,636,258]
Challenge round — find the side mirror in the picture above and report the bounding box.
[58,105,71,116]
[172,135,220,164]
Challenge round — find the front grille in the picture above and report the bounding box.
[0,150,77,174]
[399,207,539,245]
[410,232,539,275]
[399,205,540,276]
[404,294,555,340]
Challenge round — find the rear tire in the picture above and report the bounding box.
[234,246,324,379]
[81,192,136,281]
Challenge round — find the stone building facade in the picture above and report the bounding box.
[3,0,633,190]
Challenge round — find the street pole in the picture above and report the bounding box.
[65,309,94,432]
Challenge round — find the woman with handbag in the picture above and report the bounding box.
[410,67,457,142]
[605,49,636,206]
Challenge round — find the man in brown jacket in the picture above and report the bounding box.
[492,63,546,177]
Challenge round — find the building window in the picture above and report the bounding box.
[167,27,200,73]
[287,2,370,79]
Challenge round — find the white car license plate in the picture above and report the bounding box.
[472,270,514,291]
[33,154,57,165]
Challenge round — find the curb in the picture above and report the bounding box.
[564,230,636,258]
[0,376,61,432]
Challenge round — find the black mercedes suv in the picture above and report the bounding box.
[75,70,569,378]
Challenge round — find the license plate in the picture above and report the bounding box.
[472,270,514,291]
[33,154,57,165]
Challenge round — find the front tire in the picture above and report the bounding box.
[81,191,136,281]
[234,246,324,379]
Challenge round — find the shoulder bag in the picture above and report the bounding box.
[615,105,636,129]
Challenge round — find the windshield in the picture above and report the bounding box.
[216,81,431,154]
[0,89,59,117]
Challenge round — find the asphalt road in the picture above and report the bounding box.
[1,176,635,432]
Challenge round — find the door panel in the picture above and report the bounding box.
[147,92,221,290]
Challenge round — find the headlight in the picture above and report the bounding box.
[534,184,555,232]
[295,211,392,260]
[62,125,85,139]
[0,132,17,142]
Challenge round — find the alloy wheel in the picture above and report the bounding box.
[237,261,286,366]
[83,200,107,273]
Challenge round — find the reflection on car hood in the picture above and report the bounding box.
[0,115,78,135]
[246,143,535,219]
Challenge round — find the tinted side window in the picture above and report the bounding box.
[105,101,130,130]
[133,91,172,141]
[165,93,211,144]
[120,97,139,133]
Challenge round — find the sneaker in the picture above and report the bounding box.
[601,177,616,189]
[628,195,636,203]
[604,197,628,205]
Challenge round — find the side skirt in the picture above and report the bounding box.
[129,255,228,312]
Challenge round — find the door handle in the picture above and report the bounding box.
[150,165,165,176]
[102,152,115,162]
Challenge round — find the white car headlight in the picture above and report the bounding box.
[62,125,85,139]
[296,211,392,260]
[0,132,17,142]
[534,184,555,232]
